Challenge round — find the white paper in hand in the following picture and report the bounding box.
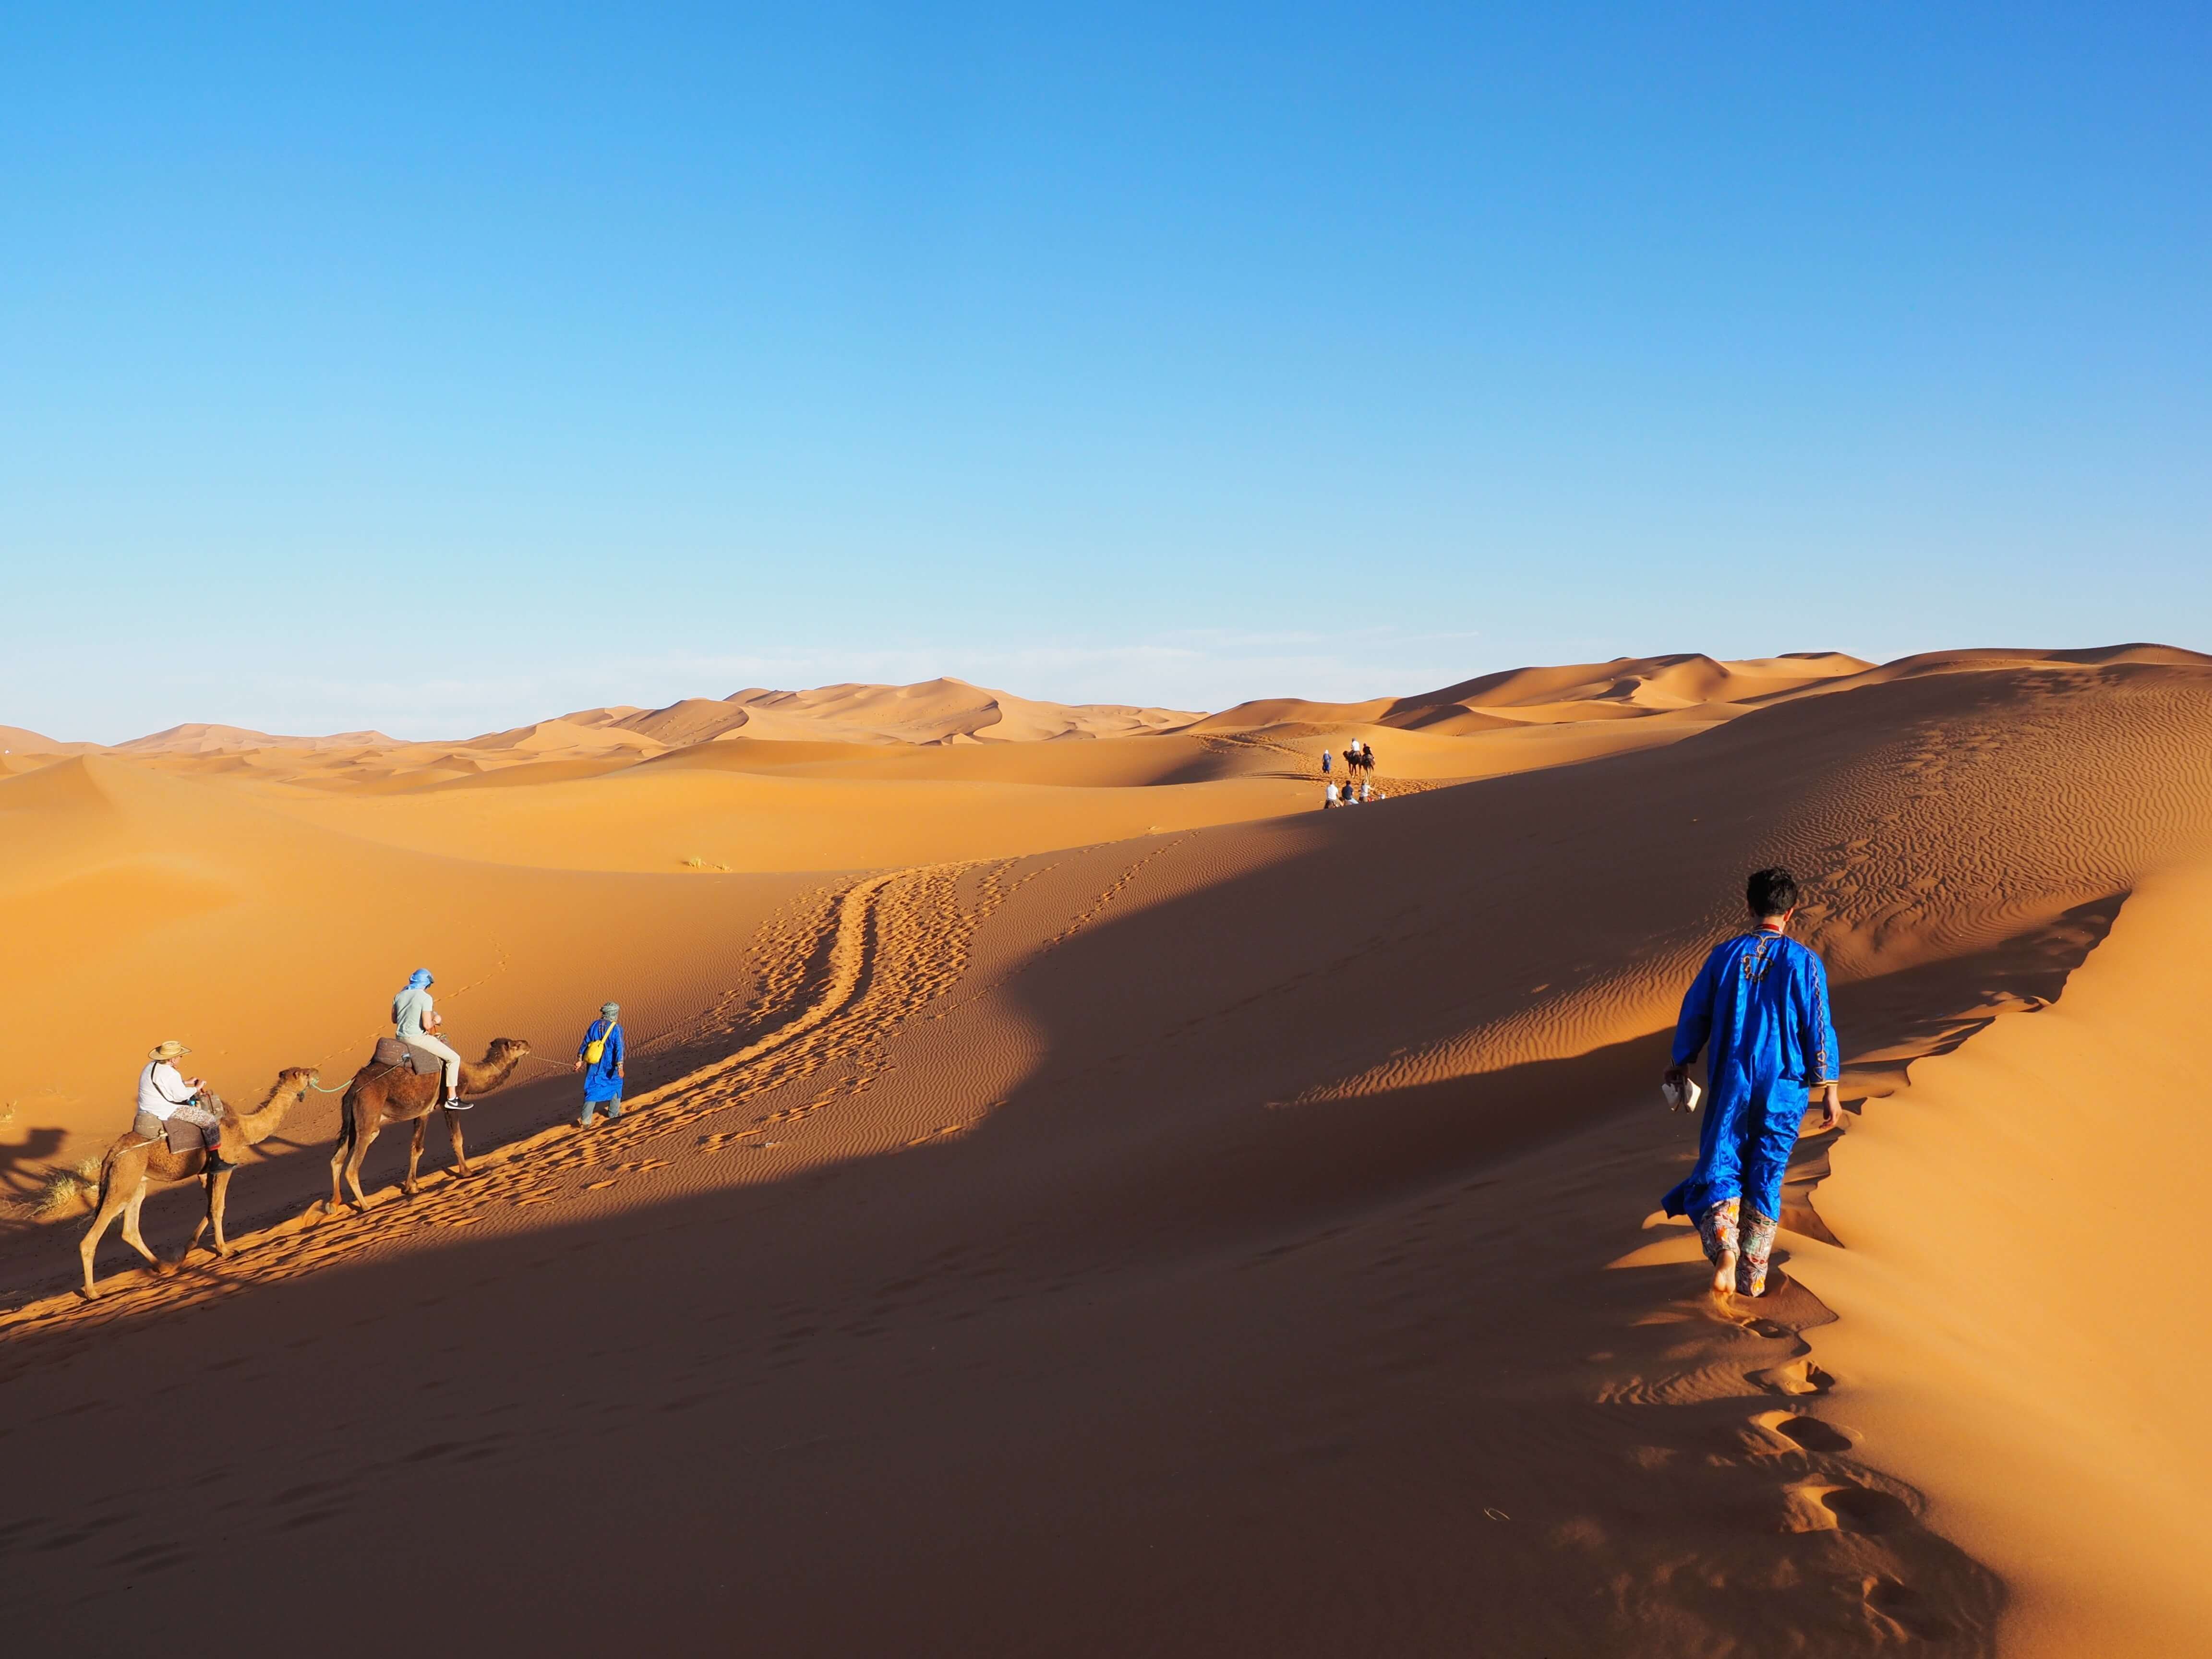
[1661,1076,1703,1113]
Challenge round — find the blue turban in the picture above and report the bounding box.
[407,968,434,989]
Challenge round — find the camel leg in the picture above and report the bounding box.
[404,1116,429,1196]
[209,1167,234,1257]
[445,1107,472,1179]
[328,1109,356,1212]
[122,1187,172,1277]
[78,1171,136,1299]
[343,1116,383,1210]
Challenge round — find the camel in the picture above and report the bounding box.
[77,1067,320,1299]
[326,1037,531,1211]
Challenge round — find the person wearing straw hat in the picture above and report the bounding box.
[573,1002,626,1128]
[134,1039,231,1164]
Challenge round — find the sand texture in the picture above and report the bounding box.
[3,649,2210,1656]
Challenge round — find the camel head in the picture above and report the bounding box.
[455,1037,533,1096]
[238,1067,320,1146]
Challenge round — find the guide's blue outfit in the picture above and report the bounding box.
[1663,927,1839,1293]
[577,1017,625,1125]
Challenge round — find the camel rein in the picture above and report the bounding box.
[307,1052,577,1094]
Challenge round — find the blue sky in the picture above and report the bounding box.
[3,3,2207,740]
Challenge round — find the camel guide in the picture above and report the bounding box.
[134,1039,231,1166]
[574,1001,626,1127]
[393,968,469,1110]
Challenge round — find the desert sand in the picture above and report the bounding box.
[2,647,2208,1656]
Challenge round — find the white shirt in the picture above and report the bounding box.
[137,1060,196,1120]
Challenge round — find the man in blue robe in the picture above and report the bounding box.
[573,1001,626,1128]
[1662,866,1841,1297]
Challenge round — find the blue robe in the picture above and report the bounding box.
[1663,929,1839,1226]
[577,1018,625,1104]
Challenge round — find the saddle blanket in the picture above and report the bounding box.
[373,1036,445,1075]
[130,1110,209,1155]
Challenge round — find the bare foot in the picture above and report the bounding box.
[1711,1250,1738,1296]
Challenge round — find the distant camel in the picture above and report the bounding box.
[77,1067,320,1299]
[326,1038,532,1212]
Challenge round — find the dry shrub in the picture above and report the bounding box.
[32,1159,103,1218]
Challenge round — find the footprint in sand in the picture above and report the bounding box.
[1782,1478,1915,1534]
[1748,1355,1835,1395]
[1862,1576,1957,1640]
[1751,1408,1854,1454]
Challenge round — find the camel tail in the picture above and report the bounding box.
[335,1083,364,1152]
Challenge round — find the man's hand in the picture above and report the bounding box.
[572,1059,584,1073]
[1663,1064,1689,1110]
[1818,1083,1842,1131]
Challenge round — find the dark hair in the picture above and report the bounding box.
[1746,866,1800,917]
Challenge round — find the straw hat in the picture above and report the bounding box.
[148,1039,191,1062]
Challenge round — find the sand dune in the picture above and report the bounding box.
[22,658,1882,798]
[113,721,399,756]
[1803,862,2212,1656]
[565,677,1202,750]
[1195,651,1874,736]
[0,724,101,776]
[2,647,2209,1656]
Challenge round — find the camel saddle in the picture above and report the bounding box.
[128,1109,213,1156]
[373,1037,445,1075]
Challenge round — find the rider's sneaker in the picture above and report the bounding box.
[444,1097,473,1112]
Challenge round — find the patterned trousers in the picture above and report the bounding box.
[1695,1196,1781,1297]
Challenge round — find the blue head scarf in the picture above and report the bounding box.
[406,968,433,990]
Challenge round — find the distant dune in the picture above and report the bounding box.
[3,646,2208,1658]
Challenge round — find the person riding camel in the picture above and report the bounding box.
[393,968,469,1110]
[134,1039,233,1167]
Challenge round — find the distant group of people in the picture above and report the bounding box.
[1320,738,1383,806]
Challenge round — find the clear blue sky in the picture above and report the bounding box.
[3,3,2207,741]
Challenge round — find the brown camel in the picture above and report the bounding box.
[326,1037,531,1211]
[77,1067,320,1299]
